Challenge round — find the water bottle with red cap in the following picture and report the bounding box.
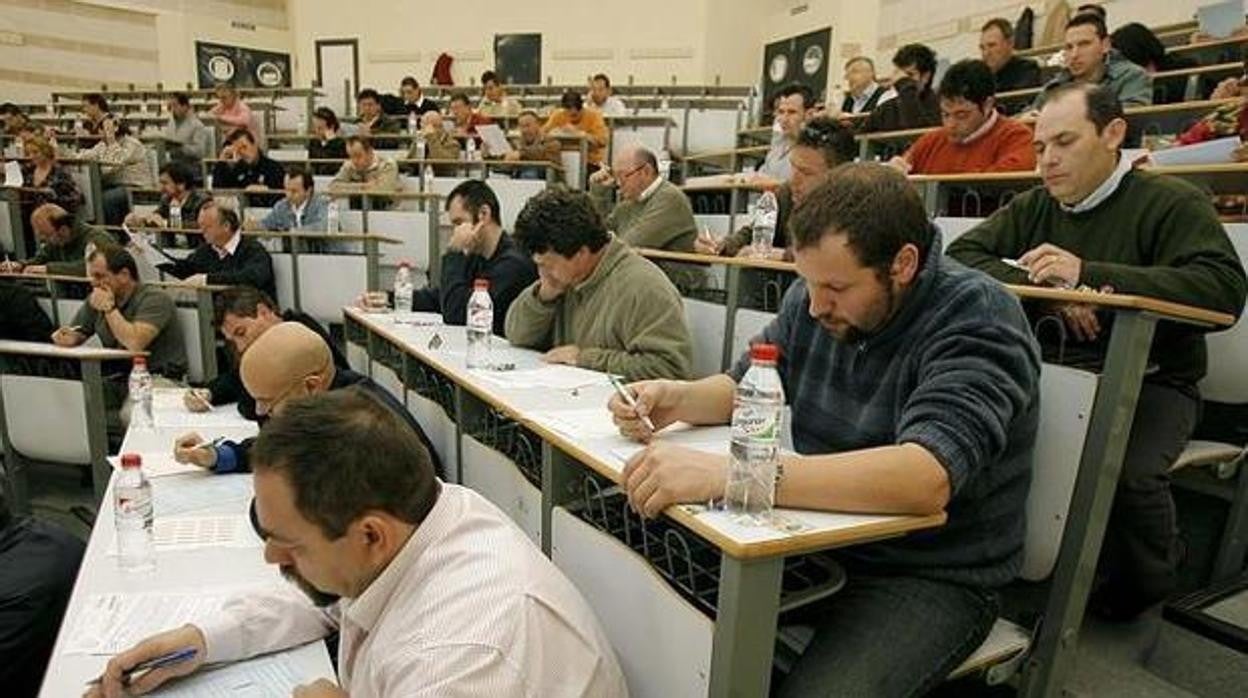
[115,453,155,573]
[726,343,784,524]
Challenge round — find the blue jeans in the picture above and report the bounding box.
[778,571,998,698]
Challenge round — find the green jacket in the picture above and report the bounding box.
[26,221,116,276]
[947,168,1246,389]
[594,178,703,289]
[504,236,694,380]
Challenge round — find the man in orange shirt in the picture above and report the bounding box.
[542,91,609,167]
[890,59,1036,175]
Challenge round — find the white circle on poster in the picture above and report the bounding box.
[769,54,789,83]
[256,61,284,87]
[803,45,824,75]
[207,56,235,82]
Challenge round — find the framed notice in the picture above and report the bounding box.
[196,41,292,89]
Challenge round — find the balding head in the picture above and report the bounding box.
[30,203,74,245]
[241,322,336,417]
[611,145,659,201]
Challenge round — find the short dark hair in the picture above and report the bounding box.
[344,134,373,151]
[285,164,314,190]
[937,59,997,106]
[776,82,815,109]
[106,115,132,138]
[83,93,109,111]
[207,202,242,232]
[513,188,610,257]
[400,76,419,90]
[449,92,471,107]
[560,91,584,111]
[893,43,938,77]
[214,285,278,326]
[251,387,440,539]
[225,128,255,146]
[356,88,381,104]
[981,17,1015,41]
[89,244,139,280]
[592,73,611,87]
[446,179,501,224]
[517,109,541,121]
[481,70,501,86]
[159,160,196,187]
[312,106,339,131]
[170,92,191,108]
[1042,83,1125,134]
[844,56,874,72]
[1066,12,1108,39]
[0,102,21,117]
[1075,3,1106,21]
[795,116,858,167]
[790,162,933,279]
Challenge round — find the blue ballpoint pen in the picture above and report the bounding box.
[85,647,199,686]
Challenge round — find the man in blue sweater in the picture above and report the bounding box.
[609,163,1042,696]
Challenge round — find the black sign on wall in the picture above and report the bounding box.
[761,27,831,119]
[494,33,542,86]
[196,41,292,89]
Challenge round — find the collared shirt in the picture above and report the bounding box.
[850,82,882,113]
[214,230,242,259]
[586,94,628,117]
[637,173,663,202]
[759,139,792,180]
[198,484,627,697]
[1061,153,1132,214]
[958,109,999,145]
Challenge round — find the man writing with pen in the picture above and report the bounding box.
[0,203,116,278]
[50,245,187,420]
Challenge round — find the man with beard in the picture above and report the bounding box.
[608,163,1042,696]
[171,321,442,479]
[87,389,626,697]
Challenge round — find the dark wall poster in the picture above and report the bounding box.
[196,41,292,89]
[494,33,542,86]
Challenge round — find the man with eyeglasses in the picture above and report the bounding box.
[889,59,1036,175]
[171,322,443,479]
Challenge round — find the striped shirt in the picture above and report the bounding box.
[199,484,627,697]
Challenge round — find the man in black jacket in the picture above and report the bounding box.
[172,322,444,478]
[412,180,536,335]
[980,18,1042,94]
[0,281,54,342]
[158,203,277,300]
[185,287,347,421]
[863,43,941,133]
[210,129,284,191]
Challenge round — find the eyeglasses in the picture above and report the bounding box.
[617,164,647,180]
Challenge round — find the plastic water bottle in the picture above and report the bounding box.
[465,136,477,162]
[326,199,340,234]
[414,132,428,160]
[658,149,672,181]
[127,356,154,429]
[726,343,784,524]
[393,262,414,312]
[465,279,493,369]
[115,453,155,573]
[422,163,434,193]
[752,190,778,257]
[407,111,419,135]
[168,199,182,230]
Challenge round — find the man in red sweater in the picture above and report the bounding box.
[890,59,1037,175]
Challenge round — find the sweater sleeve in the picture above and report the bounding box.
[577,281,693,380]
[1080,195,1247,318]
[435,251,474,325]
[1117,67,1155,108]
[944,193,1040,285]
[504,283,559,350]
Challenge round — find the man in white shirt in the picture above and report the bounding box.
[88,388,628,698]
[760,83,815,181]
[586,73,628,116]
[839,57,885,115]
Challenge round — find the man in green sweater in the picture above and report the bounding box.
[590,144,703,289]
[505,188,694,381]
[948,83,1247,620]
[0,203,115,276]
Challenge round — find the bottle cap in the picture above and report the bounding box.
[749,343,779,363]
[132,355,147,367]
[120,453,142,469]
[473,278,490,290]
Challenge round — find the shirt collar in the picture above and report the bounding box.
[1061,153,1132,214]
[215,230,242,258]
[853,82,879,104]
[342,485,450,633]
[638,175,663,201]
[955,109,999,145]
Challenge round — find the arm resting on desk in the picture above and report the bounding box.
[197,584,338,664]
[778,444,950,516]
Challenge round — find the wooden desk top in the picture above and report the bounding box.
[0,270,227,292]
[106,225,402,245]
[0,339,141,361]
[638,247,796,271]
[1167,33,1248,57]
[683,145,771,162]
[343,306,946,559]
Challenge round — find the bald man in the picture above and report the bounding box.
[173,322,443,477]
[588,145,697,253]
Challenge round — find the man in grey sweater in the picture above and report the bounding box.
[609,163,1042,696]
